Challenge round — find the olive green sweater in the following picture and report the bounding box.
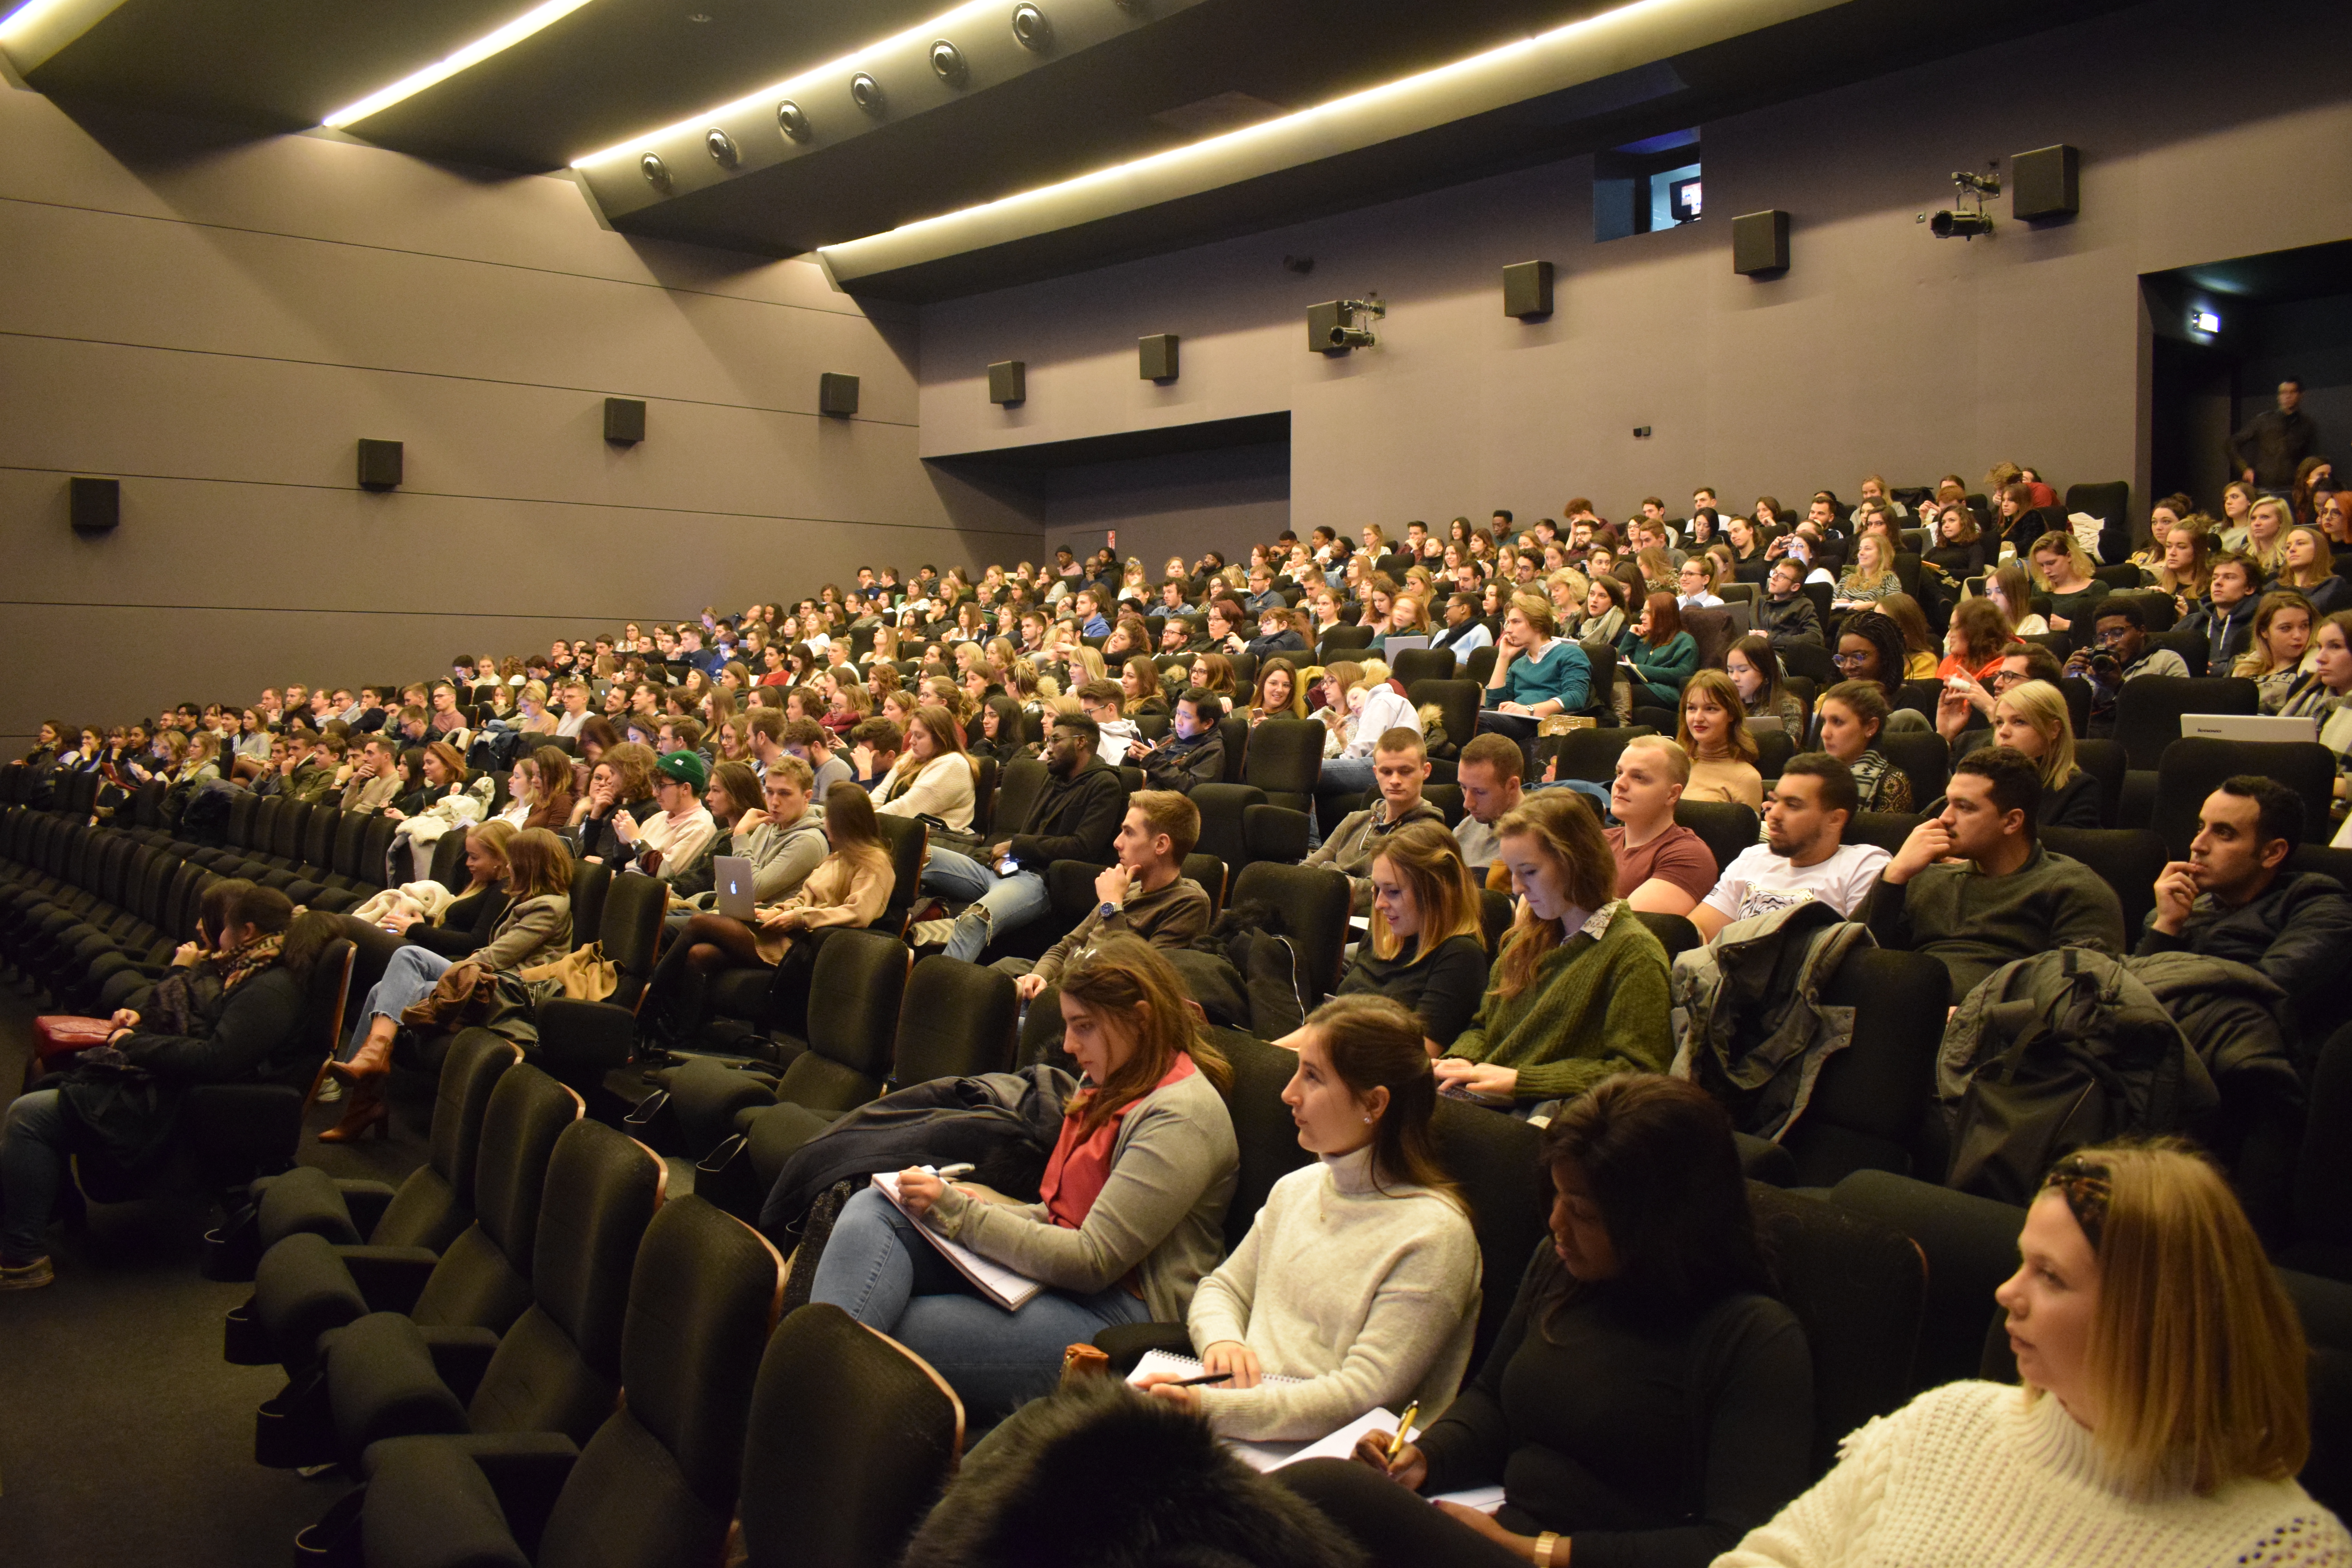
[1445,901,1673,1102]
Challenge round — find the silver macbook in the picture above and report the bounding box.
[1379,635,1431,655]
[2179,714,2317,744]
[713,855,755,920]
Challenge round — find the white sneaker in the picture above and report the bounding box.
[315,1078,343,1103]
[0,1256,54,1291]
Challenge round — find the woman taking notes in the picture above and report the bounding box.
[1718,1144,2347,1567]
[1141,995,1480,1444]
[809,936,1237,1420]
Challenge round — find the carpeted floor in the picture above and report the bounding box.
[0,982,432,1568]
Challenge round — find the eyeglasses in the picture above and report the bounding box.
[2094,627,2133,646]
[1831,652,1869,668]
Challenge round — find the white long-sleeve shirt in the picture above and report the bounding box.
[873,752,975,833]
[1337,684,1423,760]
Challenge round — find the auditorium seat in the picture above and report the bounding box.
[2150,737,2335,860]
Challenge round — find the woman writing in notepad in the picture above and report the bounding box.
[808,935,1238,1420]
[1138,995,1481,1444]
[1276,1074,1813,1568]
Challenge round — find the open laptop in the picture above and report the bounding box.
[713,855,756,920]
[1380,634,1431,656]
[2179,713,2318,744]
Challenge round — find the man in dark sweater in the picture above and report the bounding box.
[1005,791,1213,1000]
[2136,776,2352,1065]
[1131,688,1226,793]
[1307,729,1448,913]
[913,711,1124,963]
[1756,558,1824,650]
[2227,378,2317,490]
[1867,746,2127,1002]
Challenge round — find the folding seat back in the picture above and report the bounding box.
[356,813,399,892]
[2073,738,2127,827]
[1428,1096,1548,1366]
[1845,810,1924,858]
[2152,737,2335,860]
[1878,731,1951,807]
[1189,782,1265,878]
[429,829,471,890]
[1462,644,1498,686]
[1216,711,1249,782]
[1389,648,1457,686]
[331,810,372,885]
[1826,1169,2025,1393]
[165,861,215,942]
[460,1119,666,1442]
[887,956,1018,1089]
[2041,826,2164,939]
[249,795,284,855]
[968,755,999,837]
[1406,679,1481,756]
[130,778,169,834]
[1749,1184,1927,1475]
[566,860,610,952]
[226,791,259,853]
[303,805,340,872]
[1209,1029,1318,1256]
[65,770,101,819]
[1776,949,1949,1187]
[1229,861,1352,1005]
[1241,719,1323,813]
[1674,800,1760,877]
[987,757,1048,841]
[737,1303,963,1568]
[1552,725,1657,784]
[412,1065,583,1334]
[2113,676,2257,771]
[873,815,927,938]
[772,929,910,1114]
[525,1198,784,1566]
[595,871,668,1011]
[1632,909,1701,963]
[1318,624,1374,658]
[1183,851,1228,914]
[1241,802,1310,867]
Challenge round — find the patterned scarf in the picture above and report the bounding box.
[215,932,283,993]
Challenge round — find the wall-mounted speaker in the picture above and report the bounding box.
[988,360,1026,405]
[356,439,403,491]
[69,476,119,532]
[1138,334,1179,381]
[603,397,646,444]
[819,372,860,416]
[2011,144,2080,221]
[1502,260,1553,319]
[1731,210,1790,276]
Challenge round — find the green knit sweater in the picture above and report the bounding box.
[1445,901,1673,1102]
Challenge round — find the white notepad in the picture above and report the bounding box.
[1125,1348,1306,1390]
[870,1171,1044,1311]
[1223,1408,1421,1474]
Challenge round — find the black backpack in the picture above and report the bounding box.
[1939,948,2192,1204]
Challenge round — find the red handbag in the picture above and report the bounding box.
[33,1015,115,1061]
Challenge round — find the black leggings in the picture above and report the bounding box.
[643,913,766,1043]
[1274,1459,1526,1568]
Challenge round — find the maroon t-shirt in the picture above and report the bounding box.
[1605,822,1719,902]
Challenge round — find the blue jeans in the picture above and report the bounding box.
[808,1187,1150,1419]
[2,1089,73,1263]
[918,848,1052,964]
[339,945,454,1060]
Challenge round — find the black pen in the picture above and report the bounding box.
[1160,1372,1234,1388]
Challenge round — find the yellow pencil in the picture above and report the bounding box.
[1388,1402,1420,1462]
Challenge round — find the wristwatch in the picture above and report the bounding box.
[1098,901,1120,922]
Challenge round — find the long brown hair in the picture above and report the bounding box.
[1304,993,1461,1209]
[524,745,577,831]
[1677,669,1758,764]
[1368,820,1484,962]
[1639,591,1682,649]
[1058,934,1231,1136]
[505,827,574,902]
[1492,791,1616,1001]
[818,779,888,864]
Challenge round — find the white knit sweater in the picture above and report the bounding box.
[1714,1380,2350,1568]
[1187,1145,1480,1443]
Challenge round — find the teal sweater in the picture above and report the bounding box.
[1445,902,1673,1101]
[1615,629,1699,695]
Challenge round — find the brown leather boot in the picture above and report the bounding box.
[327,1027,395,1086]
[316,1078,387,1143]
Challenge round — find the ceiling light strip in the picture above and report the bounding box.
[569,0,1012,168]
[0,0,120,61]
[818,0,1820,279]
[321,0,600,129]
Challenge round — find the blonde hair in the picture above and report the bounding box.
[2028,531,2096,589]
[1620,732,1691,787]
[1367,821,1485,963]
[1847,533,1896,589]
[2280,525,2336,590]
[1996,680,2080,790]
[1508,591,1558,640]
[2040,1142,2310,1495]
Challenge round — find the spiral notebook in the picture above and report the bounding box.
[869,1172,1044,1310]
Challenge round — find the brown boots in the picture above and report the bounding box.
[316,1030,394,1143]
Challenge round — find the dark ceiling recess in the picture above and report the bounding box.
[927,411,1290,471]
[2173,238,2352,306]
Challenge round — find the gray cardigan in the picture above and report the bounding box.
[927,1063,1238,1323]
[477,893,572,972]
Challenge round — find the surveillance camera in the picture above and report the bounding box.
[1328,325,1377,350]
[1931,210,1994,239]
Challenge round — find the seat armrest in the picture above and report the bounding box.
[535,998,637,1074]
[1092,1320,1196,1374]
[337,1179,401,1237]
[337,1245,443,1315]
[363,1431,582,1564]
[418,1325,503,1406]
[1734,1130,1798,1187]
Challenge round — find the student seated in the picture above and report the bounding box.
[2137,775,2352,1067]
[603,750,718,882]
[1434,792,1671,1111]
[1316,660,1425,818]
[1307,728,1448,914]
[1279,1074,1815,1568]
[318,829,576,1142]
[1075,681,1144,766]
[2,886,334,1291]
[1004,791,1214,1003]
[1719,1144,2346,1568]
[1690,753,1890,942]
[2069,600,2190,739]
[1283,822,1491,1053]
[1605,736,1718,917]
[1942,679,2101,829]
[1140,994,1480,1442]
[913,712,1123,962]
[1677,670,1765,810]
[810,936,1238,1421]
[1477,594,1593,774]
[1615,592,1700,711]
[845,714,902,789]
[1131,688,1228,793]
[1814,679,1914,814]
[873,705,977,833]
[1867,746,2127,1002]
[1451,733,1524,886]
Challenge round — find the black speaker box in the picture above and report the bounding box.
[1138,334,1179,381]
[603,397,646,443]
[2011,145,2080,221]
[356,439,403,491]
[1502,260,1553,318]
[1731,211,1789,276]
[1307,301,1347,354]
[69,476,119,532]
[987,361,1025,405]
[818,373,860,416]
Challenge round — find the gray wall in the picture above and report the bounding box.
[919,0,2352,558]
[0,87,1038,755]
